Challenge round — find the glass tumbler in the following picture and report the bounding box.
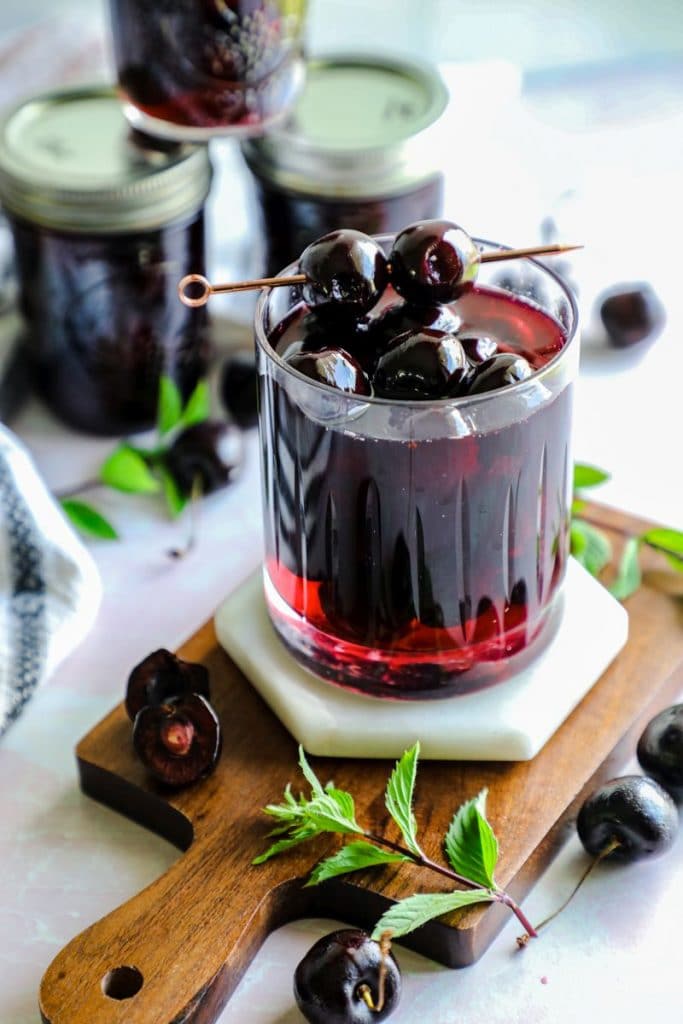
[109,0,308,140]
[255,241,579,698]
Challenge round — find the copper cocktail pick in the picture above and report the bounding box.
[177,242,582,308]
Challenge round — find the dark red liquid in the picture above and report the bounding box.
[259,284,572,698]
[110,0,305,132]
[11,212,209,435]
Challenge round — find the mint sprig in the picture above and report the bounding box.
[444,789,499,889]
[571,462,683,600]
[58,374,211,540]
[385,741,423,857]
[60,499,118,540]
[254,745,536,943]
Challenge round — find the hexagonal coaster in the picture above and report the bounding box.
[214,559,628,761]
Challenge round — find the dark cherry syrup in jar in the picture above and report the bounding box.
[11,214,208,436]
[259,281,574,698]
[0,87,212,435]
[109,0,307,138]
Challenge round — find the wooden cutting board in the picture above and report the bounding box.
[39,503,683,1024]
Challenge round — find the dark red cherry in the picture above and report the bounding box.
[467,353,533,395]
[133,693,222,787]
[286,348,372,395]
[294,928,402,1024]
[457,334,498,364]
[599,283,666,348]
[637,704,683,801]
[389,219,480,305]
[368,301,461,352]
[576,776,678,861]
[373,328,469,400]
[300,230,389,318]
[165,420,241,497]
[125,648,210,722]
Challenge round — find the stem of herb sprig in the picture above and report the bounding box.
[365,830,538,938]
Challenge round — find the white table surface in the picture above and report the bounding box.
[1,15,683,1024]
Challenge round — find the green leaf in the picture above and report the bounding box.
[444,789,499,889]
[570,520,587,558]
[385,741,422,857]
[305,841,409,886]
[252,828,318,865]
[570,519,612,576]
[157,374,183,436]
[642,528,683,572]
[573,463,610,490]
[298,745,325,797]
[609,536,642,600]
[571,498,586,517]
[100,445,160,495]
[179,379,210,429]
[371,889,494,940]
[158,464,188,519]
[304,791,362,836]
[61,499,118,540]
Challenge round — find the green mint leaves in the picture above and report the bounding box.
[573,464,610,489]
[100,445,160,494]
[371,890,494,941]
[64,374,211,540]
[306,842,409,887]
[571,462,683,600]
[60,499,118,540]
[385,741,423,857]
[253,748,363,865]
[254,743,513,942]
[444,789,499,889]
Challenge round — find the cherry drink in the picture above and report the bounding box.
[256,243,579,697]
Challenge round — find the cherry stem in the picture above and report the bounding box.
[54,478,103,501]
[364,831,538,938]
[357,930,392,1013]
[516,837,622,947]
[167,474,202,560]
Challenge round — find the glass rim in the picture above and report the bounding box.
[254,234,580,410]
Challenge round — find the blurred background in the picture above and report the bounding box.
[2,0,682,69]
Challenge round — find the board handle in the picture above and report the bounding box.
[39,836,303,1024]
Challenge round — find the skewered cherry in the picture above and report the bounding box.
[300,230,389,318]
[389,219,480,305]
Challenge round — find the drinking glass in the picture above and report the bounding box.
[255,238,579,698]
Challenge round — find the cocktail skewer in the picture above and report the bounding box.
[178,242,582,308]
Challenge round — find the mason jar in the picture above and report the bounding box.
[0,86,212,435]
[242,55,449,276]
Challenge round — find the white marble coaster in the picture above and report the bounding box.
[214,559,628,761]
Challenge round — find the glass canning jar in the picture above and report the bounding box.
[242,55,449,276]
[109,0,308,141]
[0,86,212,435]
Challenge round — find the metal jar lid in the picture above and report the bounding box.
[241,54,449,199]
[0,86,212,233]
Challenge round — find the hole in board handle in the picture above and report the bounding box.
[101,966,144,1000]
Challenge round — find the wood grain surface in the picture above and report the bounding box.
[39,503,683,1024]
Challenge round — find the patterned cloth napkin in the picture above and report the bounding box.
[0,426,101,735]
